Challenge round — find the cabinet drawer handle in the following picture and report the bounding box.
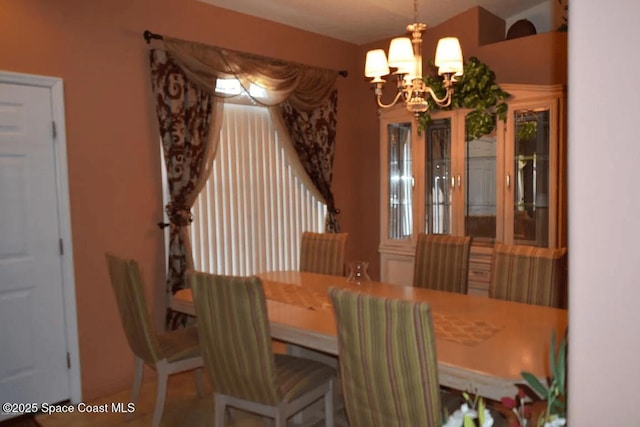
[457,174,461,188]
[471,270,489,276]
[506,174,511,188]
[451,177,455,188]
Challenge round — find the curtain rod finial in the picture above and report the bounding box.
[143,30,163,44]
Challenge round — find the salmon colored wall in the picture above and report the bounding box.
[0,0,566,400]
[1,0,361,400]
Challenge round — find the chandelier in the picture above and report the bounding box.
[364,0,464,116]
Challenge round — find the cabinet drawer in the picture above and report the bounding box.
[468,246,492,297]
[468,263,491,283]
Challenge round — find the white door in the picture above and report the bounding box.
[0,79,76,420]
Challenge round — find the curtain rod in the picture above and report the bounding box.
[142,30,348,77]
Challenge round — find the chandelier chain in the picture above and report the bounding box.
[413,0,418,23]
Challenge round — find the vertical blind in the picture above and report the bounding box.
[188,103,326,276]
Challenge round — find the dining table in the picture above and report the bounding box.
[170,270,567,402]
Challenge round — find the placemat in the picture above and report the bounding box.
[431,312,501,346]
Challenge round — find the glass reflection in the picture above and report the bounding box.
[513,108,550,246]
[465,127,497,242]
[426,119,451,234]
[387,122,413,240]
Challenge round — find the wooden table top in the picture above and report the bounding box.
[171,270,567,401]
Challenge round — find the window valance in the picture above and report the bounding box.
[164,37,338,110]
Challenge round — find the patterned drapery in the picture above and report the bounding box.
[279,90,340,231]
[149,49,221,328]
[162,37,341,230]
[148,38,340,328]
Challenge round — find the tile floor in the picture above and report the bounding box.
[35,370,346,427]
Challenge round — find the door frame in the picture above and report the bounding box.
[0,70,81,403]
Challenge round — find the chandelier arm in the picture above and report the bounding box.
[425,85,454,108]
[376,90,407,109]
[364,0,463,113]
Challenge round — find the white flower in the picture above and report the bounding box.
[442,403,494,427]
[480,408,494,427]
[442,410,464,427]
[544,416,567,427]
[460,403,478,419]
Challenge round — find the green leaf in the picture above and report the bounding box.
[463,416,476,427]
[557,333,567,392]
[478,398,486,424]
[550,397,566,414]
[418,57,510,140]
[549,331,558,384]
[521,372,549,399]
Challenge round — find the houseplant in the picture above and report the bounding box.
[502,330,568,427]
[443,391,495,427]
[445,330,568,427]
[418,56,510,141]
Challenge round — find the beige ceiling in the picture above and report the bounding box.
[198,0,549,45]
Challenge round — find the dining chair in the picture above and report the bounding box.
[299,231,348,276]
[413,233,472,293]
[329,287,463,427]
[188,271,337,427]
[105,254,204,427]
[489,243,568,308]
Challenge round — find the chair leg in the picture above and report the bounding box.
[324,378,335,427]
[195,367,204,397]
[128,357,144,420]
[214,393,226,427]
[152,362,169,427]
[274,408,287,427]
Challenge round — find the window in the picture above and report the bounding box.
[186,102,326,275]
[160,80,327,275]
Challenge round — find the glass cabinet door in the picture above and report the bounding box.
[425,118,452,234]
[511,107,551,247]
[387,122,413,240]
[465,127,497,242]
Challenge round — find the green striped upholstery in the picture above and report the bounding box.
[106,254,201,364]
[489,243,568,308]
[107,254,161,364]
[189,271,336,425]
[299,231,348,276]
[106,254,203,427]
[329,287,443,427]
[413,233,472,293]
[190,273,279,404]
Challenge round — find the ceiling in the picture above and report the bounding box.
[198,0,549,45]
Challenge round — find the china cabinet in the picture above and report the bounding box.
[379,84,566,295]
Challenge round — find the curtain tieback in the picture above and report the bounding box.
[166,204,193,227]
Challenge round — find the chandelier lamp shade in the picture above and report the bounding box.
[364,0,464,116]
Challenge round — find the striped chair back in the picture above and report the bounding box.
[189,272,281,405]
[413,233,472,293]
[489,243,568,308]
[329,287,443,427]
[299,231,348,276]
[106,254,161,365]
[107,254,205,427]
